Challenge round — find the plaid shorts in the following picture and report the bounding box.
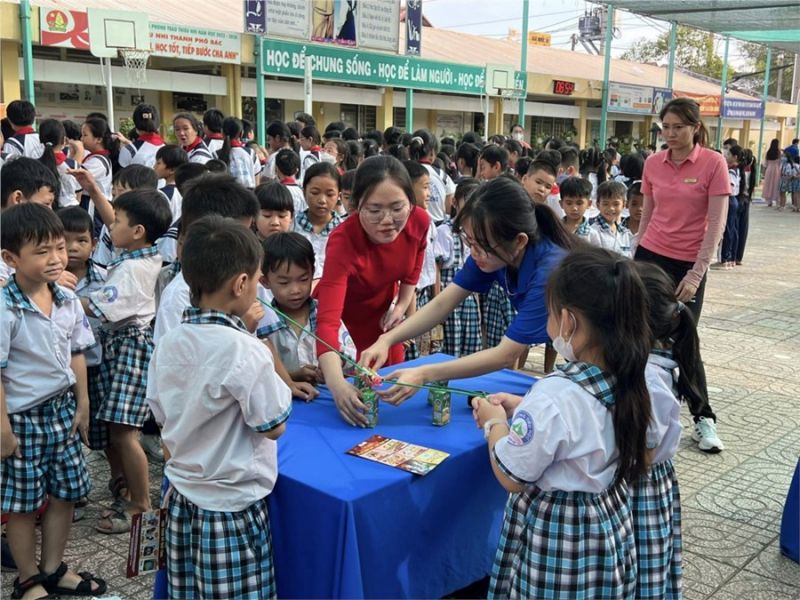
[484,282,516,349]
[96,325,154,428]
[489,481,637,599]
[442,292,482,358]
[1,390,92,513]
[166,489,276,599]
[632,459,682,599]
[85,365,110,450]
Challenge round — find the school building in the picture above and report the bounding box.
[1,0,797,157]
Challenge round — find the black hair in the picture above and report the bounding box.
[455,176,578,259]
[409,129,437,161]
[37,119,66,180]
[174,162,210,195]
[383,126,402,146]
[341,169,357,191]
[83,117,120,155]
[452,177,480,218]
[726,144,743,162]
[488,135,506,146]
[363,139,380,159]
[302,161,340,192]
[479,145,509,171]
[547,247,652,483]
[633,261,706,421]
[627,181,643,202]
[182,215,263,305]
[1,157,59,208]
[399,133,412,146]
[514,157,532,178]
[344,140,362,171]
[132,103,159,133]
[205,159,228,173]
[57,206,94,235]
[113,164,158,190]
[403,159,428,182]
[1,203,64,255]
[503,139,522,158]
[275,148,300,178]
[342,127,359,141]
[262,231,315,275]
[580,147,608,186]
[461,131,482,145]
[440,143,455,159]
[85,112,107,121]
[255,181,294,214]
[155,144,189,170]
[286,121,301,146]
[352,155,415,209]
[172,112,203,136]
[387,143,409,161]
[559,146,580,172]
[300,125,321,145]
[180,173,260,233]
[7,100,36,127]
[295,112,315,127]
[531,149,561,178]
[113,189,172,243]
[660,98,708,147]
[766,139,781,161]
[364,129,384,147]
[1,118,13,141]
[217,117,244,166]
[619,153,644,181]
[723,137,738,147]
[241,119,254,139]
[325,121,347,134]
[266,120,290,142]
[559,176,592,200]
[596,180,627,202]
[455,142,480,177]
[203,109,225,134]
[62,120,81,141]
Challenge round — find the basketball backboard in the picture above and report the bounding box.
[485,64,514,97]
[87,8,149,58]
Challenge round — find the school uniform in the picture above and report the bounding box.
[293,210,343,280]
[56,156,82,208]
[436,220,481,357]
[633,350,683,599]
[217,143,259,189]
[146,307,292,600]
[74,260,110,450]
[279,177,308,215]
[118,132,165,169]
[489,363,637,599]
[581,215,634,258]
[260,298,355,374]
[421,162,454,225]
[299,147,336,183]
[183,138,213,165]
[1,278,94,513]
[89,246,162,428]
[155,254,182,306]
[203,135,224,157]
[720,168,741,262]
[79,151,113,238]
[2,128,44,159]
[158,183,183,222]
[0,257,13,283]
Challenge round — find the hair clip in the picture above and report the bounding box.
[142,112,153,120]
[45,141,54,147]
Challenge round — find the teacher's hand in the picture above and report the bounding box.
[377,367,427,406]
[330,380,368,427]
[359,337,391,372]
[675,277,698,303]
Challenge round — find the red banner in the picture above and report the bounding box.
[673,91,721,117]
[40,9,89,50]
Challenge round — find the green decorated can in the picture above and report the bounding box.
[361,388,379,428]
[430,385,451,427]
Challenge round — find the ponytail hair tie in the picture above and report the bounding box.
[410,136,424,145]
[45,141,54,147]
[142,112,153,120]
[674,301,686,315]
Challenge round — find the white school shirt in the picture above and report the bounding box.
[646,354,683,465]
[728,168,740,197]
[88,246,161,331]
[56,160,82,208]
[153,272,278,343]
[421,163,454,224]
[281,180,308,215]
[158,183,183,222]
[204,137,224,156]
[118,139,164,169]
[73,261,108,367]
[293,210,343,279]
[80,153,113,219]
[146,308,292,511]
[299,149,336,183]
[545,192,566,219]
[493,373,618,493]
[186,141,213,165]
[0,257,14,284]
[417,221,441,290]
[220,146,258,189]
[580,216,634,258]
[2,132,44,159]
[260,299,356,374]
[1,279,95,413]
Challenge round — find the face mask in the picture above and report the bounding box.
[552,311,577,361]
[512,132,524,142]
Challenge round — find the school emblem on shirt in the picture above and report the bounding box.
[99,285,118,303]
[508,411,534,446]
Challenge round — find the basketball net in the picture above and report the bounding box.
[119,48,151,87]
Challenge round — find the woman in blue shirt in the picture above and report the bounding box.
[360,176,577,405]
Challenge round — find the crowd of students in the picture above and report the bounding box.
[0,96,736,598]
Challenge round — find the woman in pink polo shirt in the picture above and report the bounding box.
[635,97,730,454]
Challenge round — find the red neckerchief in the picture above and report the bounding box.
[15,126,35,136]
[419,158,432,165]
[279,177,297,186]
[206,133,224,140]
[550,184,560,196]
[138,131,165,145]
[230,139,244,148]
[337,166,345,176]
[54,150,67,166]
[310,145,321,153]
[183,137,203,152]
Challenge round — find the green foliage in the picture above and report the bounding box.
[737,42,796,100]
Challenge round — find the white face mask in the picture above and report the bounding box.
[552,311,577,361]
[512,132,524,142]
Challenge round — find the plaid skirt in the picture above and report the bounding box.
[85,365,110,450]
[489,481,637,599]
[166,489,276,600]
[1,390,92,513]
[483,282,516,349]
[442,292,482,358]
[96,325,154,428]
[405,285,435,361]
[632,459,682,599]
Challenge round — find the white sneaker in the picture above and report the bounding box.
[691,417,724,453]
[140,434,165,463]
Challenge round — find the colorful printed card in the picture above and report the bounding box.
[127,509,166,577]
[347,435,450,475]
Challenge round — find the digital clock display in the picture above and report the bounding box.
[553,80,575,95]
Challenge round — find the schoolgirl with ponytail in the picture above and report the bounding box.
[118,103,164,169]
[409,128,455,225]
[37,119,81,208]
[215,117,259,189]
[473,246,652,598]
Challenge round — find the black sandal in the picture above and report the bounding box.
[41,562,107,597]
[11,572,53,599]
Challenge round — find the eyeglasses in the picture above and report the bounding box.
[360,204,410,224]
[661,124,691,133]
[460,234,499,258]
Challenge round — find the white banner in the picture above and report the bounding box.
[150,22,241,64]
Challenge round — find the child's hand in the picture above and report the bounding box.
[330,379,368,427]
[290,365,322,384]
[485,393,524,419]
[1,429,21,460]
[290,381,319,402]
[376,367,426,405]
[66,167,98,193]
[242,301,265,333]
[71,402,90,445]
[57,270,78,290]
[472,397,507,429]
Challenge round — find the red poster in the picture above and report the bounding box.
[40,8,89,50]
[673,91,721,117]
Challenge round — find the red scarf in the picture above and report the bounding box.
[54,150,67,166]
[310,145,322,153]
[206,132,224,140]
[230,139,244,148]
[183,137,203,152]
[138,131,165,145]
[419,158,432,165]
[279,177,297,186]
[15,126,35,136]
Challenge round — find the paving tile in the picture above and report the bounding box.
[708,570,800,600]
[680,508,774,569]
[743,539,800,588]
[681,550,738,599]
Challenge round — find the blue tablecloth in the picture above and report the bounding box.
[153,354,536,599]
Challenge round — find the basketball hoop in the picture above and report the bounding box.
[119,48,152,86]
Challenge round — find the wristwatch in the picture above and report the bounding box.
[483,418,507,440]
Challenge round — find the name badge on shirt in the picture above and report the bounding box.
[684,178,698,184]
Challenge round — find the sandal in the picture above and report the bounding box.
[107,475,128,500]
[95,508,131,534]
[41,562,107,597]
[100,496,129,520]
[11,572,53,599]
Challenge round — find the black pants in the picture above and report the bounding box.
[735,195,750,263]
[634,245,716,422]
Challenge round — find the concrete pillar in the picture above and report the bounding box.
[159,91,174,138]
[427,109,437,133]
[221,64,242,118]
[741,120,751,149]
[576,100,587,148]
[1,40,21,104]
[778,116,787,145]
[376,87,394,131]
[489,97,504,137]
[313,102,325,131]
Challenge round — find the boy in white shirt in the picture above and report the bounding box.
[147,216,291,599]
[580,180,633,258]
[2,100,43,159]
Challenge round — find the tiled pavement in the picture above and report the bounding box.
[3,201,799,599]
